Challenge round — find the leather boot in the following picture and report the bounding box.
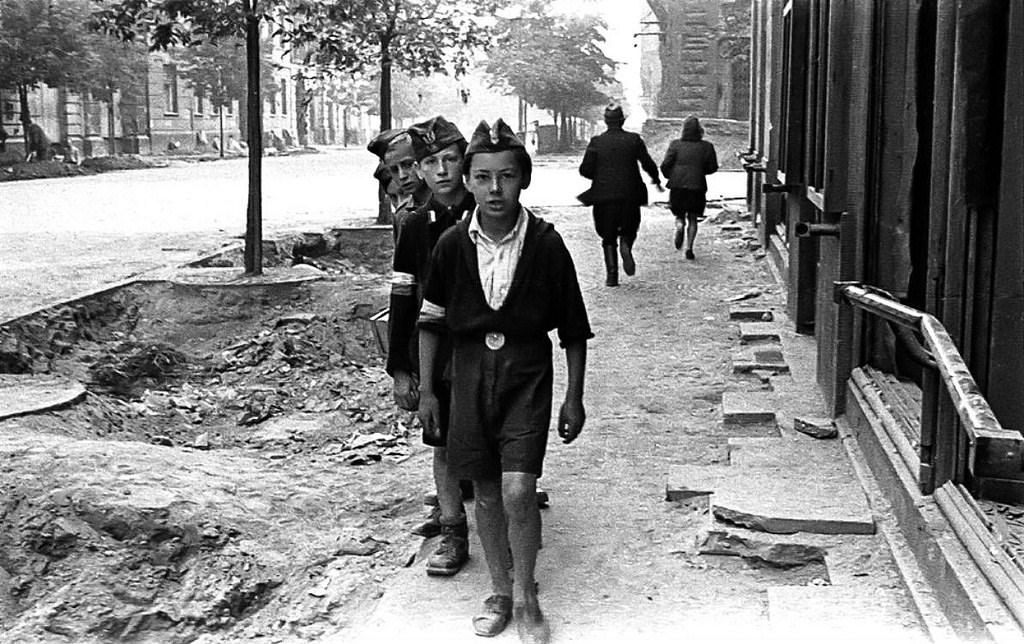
[620,237,636,276]
[426,521,469,576]
[603,246,619,287]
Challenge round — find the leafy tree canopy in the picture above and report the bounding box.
[485,2,616,118]
[0,0,94,92]
[282,0,505,83]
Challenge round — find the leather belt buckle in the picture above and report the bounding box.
[484,331,505,350]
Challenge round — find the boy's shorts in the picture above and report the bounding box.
[446,334,554,480]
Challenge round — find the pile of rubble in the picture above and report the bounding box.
[68,310,411,462]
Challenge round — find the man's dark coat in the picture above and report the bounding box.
[578,126,660,206]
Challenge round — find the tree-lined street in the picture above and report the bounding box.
[0,152,746,318]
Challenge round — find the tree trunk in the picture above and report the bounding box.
[219,106,225,158]
[244,0,264,275]
[108,94,117,155]
[377,41,393,225]
[18,84,32,159]
[342,106,349,147]
[295,76,308,147]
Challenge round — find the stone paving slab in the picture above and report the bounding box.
[727,437,846,468]
[667,464,875,535]
[738,322,781,343]
[728,304,775,321]
[732,343,790,374]
[0,375,86,421]
[156,264,326,287]
[722,392,777,425]
[767,585,930,642]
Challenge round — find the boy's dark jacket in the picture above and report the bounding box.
[577,127,660,206]
[419,212,593,348]
[385,192,474,377]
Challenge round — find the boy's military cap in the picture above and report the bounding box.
[366,128,406,160]
[407,116,465,160]
[465,118,524,155]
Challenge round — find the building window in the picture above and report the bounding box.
[280,79,288,115]
[163,65,179,114]
[194,85,205,115]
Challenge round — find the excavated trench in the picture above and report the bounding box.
[0,237,434,642]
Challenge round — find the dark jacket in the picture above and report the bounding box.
[660,123,718,192]
[578,127,660,206]
[386,191,474,377]
[419,212,593,349]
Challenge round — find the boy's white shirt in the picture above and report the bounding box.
[419,206,529,324]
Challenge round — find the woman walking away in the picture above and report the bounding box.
[660,116,718,260]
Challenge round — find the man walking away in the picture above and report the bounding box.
[660,115,718,260]
[578,103,662,286]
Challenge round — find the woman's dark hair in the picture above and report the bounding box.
[462,148,533,188]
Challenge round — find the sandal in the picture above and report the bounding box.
[472,594,513,637]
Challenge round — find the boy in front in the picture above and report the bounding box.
[417,119,591,644]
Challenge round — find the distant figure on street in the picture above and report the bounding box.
[24,122,53,162]
[418,119,591,643]
[578,103,662,286]
[660,115,719,260]
[0,124,8,153]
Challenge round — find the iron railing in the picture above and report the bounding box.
[835,281,1024,502]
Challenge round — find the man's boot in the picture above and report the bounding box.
[603,245,619,287]
[620,237,636,276]
[426,521,469,576]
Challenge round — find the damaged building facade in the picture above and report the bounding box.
[639,0,751,158]
[0,48,372,158]
[746,0,1023,636]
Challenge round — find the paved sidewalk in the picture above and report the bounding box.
[325,202,925,643]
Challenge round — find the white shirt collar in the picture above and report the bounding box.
[468,206,528,245]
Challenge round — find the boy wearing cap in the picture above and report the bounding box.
[418,119,591,644]
[578,103,662,286]
[367,129,431,237]
[388,116,475,576]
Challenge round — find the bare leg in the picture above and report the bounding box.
[503,471,549,643]
[686,216,699,252]
[433,447,464,524]
[474,477,513,596]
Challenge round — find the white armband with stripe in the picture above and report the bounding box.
[419,299,446,324]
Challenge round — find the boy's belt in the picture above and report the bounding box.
[455,332,550,352]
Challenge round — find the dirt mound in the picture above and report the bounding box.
[0,264,436,641]
[0,156,160,182]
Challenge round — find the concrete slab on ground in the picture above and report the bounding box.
[738,322,781,343]
[667,464,875,535]
[721,391,777,425]
[0,375,86,420]
[157,264,326,286]
[732,346,790,374]
[727,436,847,468]
[728,304,775,321]
[767,585,930,642]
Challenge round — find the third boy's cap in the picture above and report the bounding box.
[466,118,524,155]
[366,128,406,160]
[407,116,465,160]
